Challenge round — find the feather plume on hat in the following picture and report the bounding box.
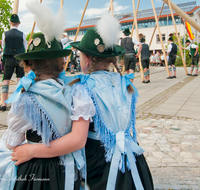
[96,12,120,49]
[26,0,65,46]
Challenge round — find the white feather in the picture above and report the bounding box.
[96,12,120,48]
[26,0,65,44]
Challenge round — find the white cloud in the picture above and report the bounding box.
[18,12,35,34]
[15,0,57,34]
[80,2,130,18]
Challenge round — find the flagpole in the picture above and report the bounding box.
[184,20,186,63]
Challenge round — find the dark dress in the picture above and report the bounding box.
[14,130,81,190]
[85,123,154,190]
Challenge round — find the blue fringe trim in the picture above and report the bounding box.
[14,92,60,146]
[125,93,138,142]
[86,84,138,172]
[89,90,116,162]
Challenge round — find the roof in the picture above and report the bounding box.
[65,1,199,31]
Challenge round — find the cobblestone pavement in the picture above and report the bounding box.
[136,118,200,189]
[0,67,200,189]
[134,68,200,189]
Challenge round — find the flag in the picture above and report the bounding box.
[185,21,195,40]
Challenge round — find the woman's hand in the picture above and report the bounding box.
[11,143,36,165]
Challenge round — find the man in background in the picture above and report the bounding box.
[0,14,27,111]
[119,28,142,82]
[167,37,177,79]
[182,40,199,76]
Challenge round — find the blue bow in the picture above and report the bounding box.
[77,74,96,90]
[122,74,139,100]
[58,69,66,80]
[5,70,36,104]
[106,131,144,190]
[58,70,78,84]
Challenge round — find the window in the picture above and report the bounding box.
[156,34,166,43]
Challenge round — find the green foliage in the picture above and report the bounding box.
[194,42,200,55]
[169,34,192,67]
[0,0,13,39]
[26,32,35,42]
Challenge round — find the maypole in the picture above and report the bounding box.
[130,0,140,38]
[110,0,114,16]
[149,2,165,48]
[28,0,43,47]
[64,0,90,71]
[151,0,170,77]
[167,0,188,75]
[12,0,19,14]
[132,0,144,82]
[162,0,200,32]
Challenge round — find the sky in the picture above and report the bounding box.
[15,0,199,35]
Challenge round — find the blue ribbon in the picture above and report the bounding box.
[5,70,36,104]
[64,150,88,190]
[58,69,78,84]
[106,131,144,190]
[64,153,75,190]
[77,74,96,90]
[122,74,139,101]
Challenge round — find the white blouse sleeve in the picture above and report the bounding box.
[70,84,96,122]
[2,100,32,147]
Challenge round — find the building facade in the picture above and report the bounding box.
[65,1,200,52]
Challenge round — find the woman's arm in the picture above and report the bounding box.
[12,117,89,165]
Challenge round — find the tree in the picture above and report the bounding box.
[0,0,13,40]
[173,34,191,67]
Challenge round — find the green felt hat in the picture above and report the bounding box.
[70,28,125,57]
[123,28,131,36]
[185,39,191,44]
[15,32,72,60]
[168,37,173,41]
[140,37,145,43]
[10,14,20,23]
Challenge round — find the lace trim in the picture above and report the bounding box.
[70,115,93,122]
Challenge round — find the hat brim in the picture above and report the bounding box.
[123,31,131,36]
[15,49,72,60]
[71,42,125,57]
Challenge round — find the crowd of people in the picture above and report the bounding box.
[0,1,199,189]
